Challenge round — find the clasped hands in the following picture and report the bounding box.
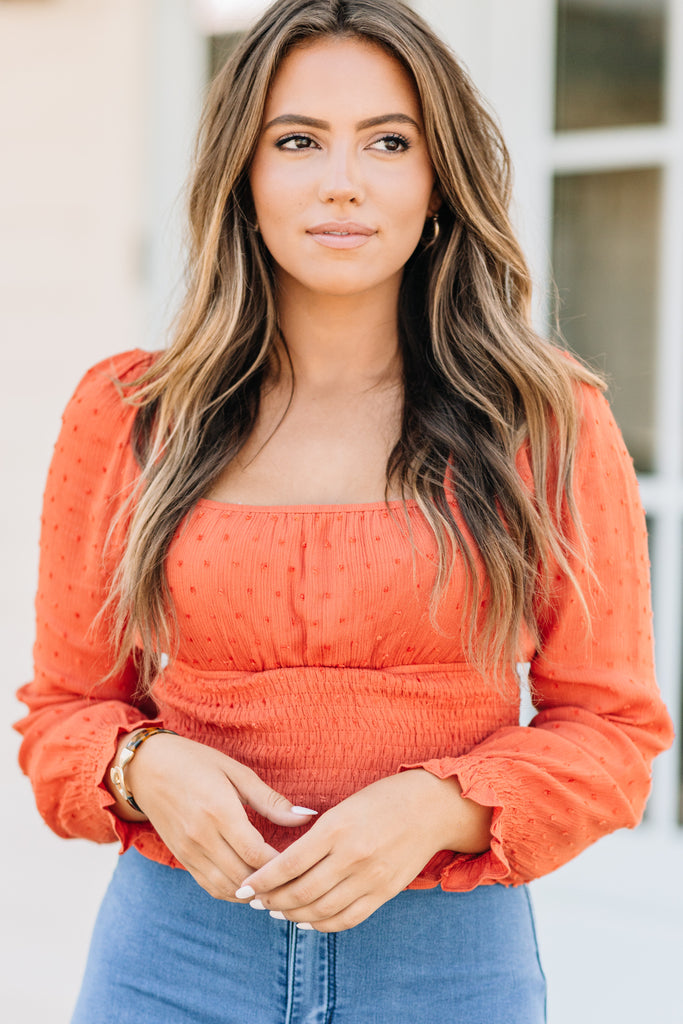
[117,733,492,933]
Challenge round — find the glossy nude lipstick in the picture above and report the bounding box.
[306,221,376,250]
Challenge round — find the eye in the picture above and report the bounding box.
[275,133,320,151]
[369,133,411,153]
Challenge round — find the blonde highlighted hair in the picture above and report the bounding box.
[109,0,602,689]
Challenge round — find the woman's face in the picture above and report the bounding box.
[249,36,441,301]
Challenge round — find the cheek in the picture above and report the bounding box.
[250,171,310,238]
[381,179,434,239]
[374,166,435,222]
[250,146,311,196]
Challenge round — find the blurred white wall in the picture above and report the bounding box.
[0,2,196,1019]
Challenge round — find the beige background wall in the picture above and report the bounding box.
[2,2,150,1018]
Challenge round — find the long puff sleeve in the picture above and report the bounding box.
[15,349,162,849]
[404,383,674,890]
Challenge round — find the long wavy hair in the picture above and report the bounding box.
[109,0,602,689]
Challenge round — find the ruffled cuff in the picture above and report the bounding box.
[400,758,512,892]
[93,718,166,853]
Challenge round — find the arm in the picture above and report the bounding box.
[14,350,163,849]
[15,351,316,897]
[406,382,674,890]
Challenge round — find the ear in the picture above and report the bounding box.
[427,183,443,219]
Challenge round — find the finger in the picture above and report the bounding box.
[168,842,252,902]
[184,835,280,903]
[215,803,281,873]
[266,872,362,920]
[295,894,379,935]
[253,855,346,912]
[241,828,333,894]
[197,774,282,872]
[228,763,318,828]
[152,809,276,899]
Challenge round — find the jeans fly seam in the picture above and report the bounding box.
[326,932,337,1023]
[284,922,297,1024]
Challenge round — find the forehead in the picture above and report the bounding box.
[264,36,423,122]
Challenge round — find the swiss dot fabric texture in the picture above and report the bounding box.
[15,350,674,891]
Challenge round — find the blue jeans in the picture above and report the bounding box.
[72,848,546,1023]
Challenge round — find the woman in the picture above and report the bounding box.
[16,1,673,1021]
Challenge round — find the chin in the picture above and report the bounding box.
[311,264,405,294]
[310,280,388,298]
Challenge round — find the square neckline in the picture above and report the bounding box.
[195,497,420,514]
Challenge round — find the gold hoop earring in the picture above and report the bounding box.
[431,214,440,241]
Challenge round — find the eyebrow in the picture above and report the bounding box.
[263,112,422,134]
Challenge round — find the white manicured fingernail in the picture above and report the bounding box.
[291,806,318,816]
[249,899,266,910]
[235,885,255,899]
[269,910,286,921]
[296,922,315,931]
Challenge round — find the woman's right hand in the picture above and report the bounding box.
[107,731,316,902]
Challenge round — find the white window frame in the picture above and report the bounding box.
[419,0,683,830]
[546,0,683,831]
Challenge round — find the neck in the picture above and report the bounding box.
[273,273,403,392]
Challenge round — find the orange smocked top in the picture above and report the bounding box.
[15,350,674,890]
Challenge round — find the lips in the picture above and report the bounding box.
[307,221,375,236]
[306,221,376,250]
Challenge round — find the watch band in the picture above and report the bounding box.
[110,727,177,813]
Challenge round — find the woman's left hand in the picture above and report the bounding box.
[239,769,492,932]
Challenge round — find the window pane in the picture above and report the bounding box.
[552,168,661,472]
[555,0,667,131]
[209,32,242,79]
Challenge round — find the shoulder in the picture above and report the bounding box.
[567,380,641,526]
[58,349,160,449]
[79,347,157,384]
[516,351,617,489]
[573,379,630,464]
[50,349,160,493]
[551,348,624,461]
[63,349,158,423]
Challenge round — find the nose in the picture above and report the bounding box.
[317,143,364,205]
